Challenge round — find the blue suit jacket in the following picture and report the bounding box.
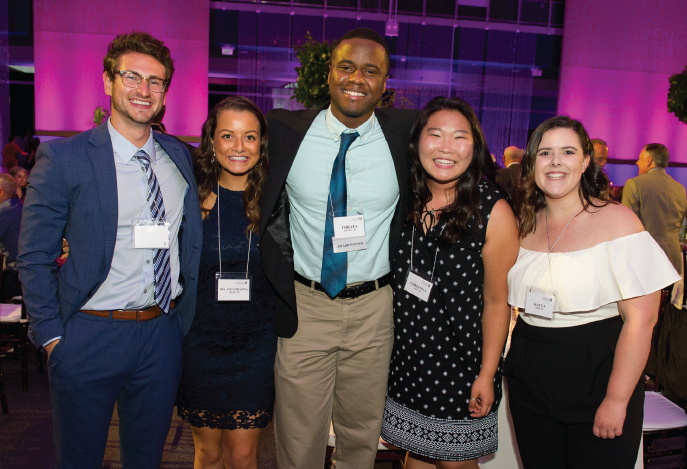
[17,124,202,347]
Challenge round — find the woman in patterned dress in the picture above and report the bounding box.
[380,96,519,468]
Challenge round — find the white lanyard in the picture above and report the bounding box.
[217,183,251,278]
[409,224,445,279]
[404,224,445,302]
[525,202,581,318]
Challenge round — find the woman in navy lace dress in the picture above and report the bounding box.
[176,97,276,468]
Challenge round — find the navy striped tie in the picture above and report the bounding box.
[135,149,172,313]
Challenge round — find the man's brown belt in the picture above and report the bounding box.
[81,300,176,322]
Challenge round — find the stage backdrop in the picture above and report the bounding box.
[33,0,209,137]
[558,0,687,184]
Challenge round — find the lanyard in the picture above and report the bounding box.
[410,224,445,281]
[217,183,251,278]
[528,202,581,293]
[324,112,373,216]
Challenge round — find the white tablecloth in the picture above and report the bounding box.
[0,303,22,322]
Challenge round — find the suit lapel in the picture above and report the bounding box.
[375,109,404,186]
[87,125,118,267]
[154,133,195,186]
[261,106,324,235]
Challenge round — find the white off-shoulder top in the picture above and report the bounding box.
[507,231,681,328]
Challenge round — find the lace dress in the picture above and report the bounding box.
[381,181,505,461]
[176,187,277,429]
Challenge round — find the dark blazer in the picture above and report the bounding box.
[259,104,418,338]
[495,163,521,195]
[17,124,203,347]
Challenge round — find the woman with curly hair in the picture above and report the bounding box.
[175,96,276,469]
[506,116,679,467]
[380,96,519,468]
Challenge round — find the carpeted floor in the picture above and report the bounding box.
[0,346,395,469]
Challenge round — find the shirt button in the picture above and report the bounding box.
[147,260,150,264]
[144,289,148,293]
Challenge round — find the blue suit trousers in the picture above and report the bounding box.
[47,308,183,469]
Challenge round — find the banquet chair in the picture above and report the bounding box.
[325,422,407,469]
[12,296,43,374]
[642,391,687,468]
[0,293,30,394]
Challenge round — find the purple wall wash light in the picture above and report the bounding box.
[557,0,687,185]
[33,0,209,137]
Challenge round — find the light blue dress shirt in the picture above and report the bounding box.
[82,119,187,310]
[286,107,399,284]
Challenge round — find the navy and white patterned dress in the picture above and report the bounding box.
[381,181,505,461]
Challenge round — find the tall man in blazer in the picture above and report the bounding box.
[17,32,202,468]
[259,28,418,469]
[622,143,686,284]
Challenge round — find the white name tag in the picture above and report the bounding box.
[332,236,367,253]
[132,221,170,249]
[404,269,433,302]
[525,290,555,319]
[216,275,251,302]
[333,215,365,238]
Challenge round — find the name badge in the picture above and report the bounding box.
[332,212,367,253]
[403,268,433,302]
[525,289,556,319]
[216,273,252,302]
[131,219,170,249]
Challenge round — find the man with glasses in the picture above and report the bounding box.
[17,32,202,468]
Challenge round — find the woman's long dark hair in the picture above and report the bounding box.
[408,96,497,247]
[511,115,611,238]
[194,96,269,235]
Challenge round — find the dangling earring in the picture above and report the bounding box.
[212,151,218,166]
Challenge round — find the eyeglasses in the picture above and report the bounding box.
[115,70,168,93]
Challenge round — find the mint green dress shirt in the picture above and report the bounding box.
[286,107,399,284]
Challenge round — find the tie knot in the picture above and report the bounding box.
[339,131,359,153]
[135,149,151,166]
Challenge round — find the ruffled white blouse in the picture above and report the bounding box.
[507,231,681,328]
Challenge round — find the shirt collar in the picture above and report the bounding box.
[107,118,156,164]
[648,167,663,173]
[325,106,376,143]
[506,162,521,168]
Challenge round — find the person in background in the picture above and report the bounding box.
[25,137,40,171]
[14,131,26,153]
[2,135,26,172]
[507,116,679,468]
[591,138,609,169]
[9,167,28,201]
[176,96,277,469]
[622,143,686,291]
[495,145,524,194]
[260,27,418,469]
[0,174,23,302]
[16,31,202,468]
[381,97,518,468]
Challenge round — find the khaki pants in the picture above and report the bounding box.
[274,280,394,469]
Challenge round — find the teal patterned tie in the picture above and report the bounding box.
[320,131,359,298]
